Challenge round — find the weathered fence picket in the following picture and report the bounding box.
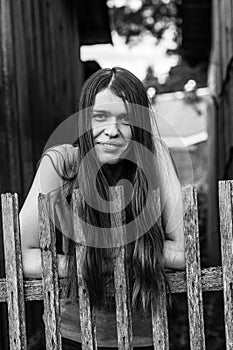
[1,193,27,350]
[183,186,206,350]
[39,194,62,350]
[110,187,133,350]
[72,189,97,350]
[1,183,233,349]
[150,189,169,350]
[219,181,233,350]
[151,281,169,350]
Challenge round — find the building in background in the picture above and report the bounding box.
[0,1,111,349]
[155,88,209,186]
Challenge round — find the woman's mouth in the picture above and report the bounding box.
[96,142,123,151]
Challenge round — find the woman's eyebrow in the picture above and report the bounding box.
[92,109,128,117]
[92,109,109,113]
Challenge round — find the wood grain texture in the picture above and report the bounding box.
[0,266,224,303]
[1,193,27,349]
[150,189,169,350]
[39,194,62,350]
[0,0,22,197]
[209,0,233,180]
[183,186,206,350]
[151,282,169,350]
[110,187,133,350]
[11,0,34,194]
[219,181,233,350]
[72,189,97,350]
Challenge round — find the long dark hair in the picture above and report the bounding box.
[60,67,169,312]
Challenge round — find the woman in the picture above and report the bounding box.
[20,67,185,349]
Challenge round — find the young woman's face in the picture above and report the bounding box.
[91,88,132,164]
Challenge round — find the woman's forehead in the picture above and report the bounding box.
[93,89,128,114]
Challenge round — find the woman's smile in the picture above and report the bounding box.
[96,141,124,151]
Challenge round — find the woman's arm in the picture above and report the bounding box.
[158,146,185,270]
[19,145,71,278]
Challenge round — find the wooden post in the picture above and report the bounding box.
[39,194,62,350]
[183,186,206,350]
[151,282,169,350]
[218,181,233,350]
[1,193,27,349]
[150,189,169,350]
[72,189,97,350]
[110,186,133,350]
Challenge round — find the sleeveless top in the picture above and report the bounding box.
[60,299,153,347]
[55,146,154,347]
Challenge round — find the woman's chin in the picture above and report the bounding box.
[95,146,131,165]
[98,156,121,165]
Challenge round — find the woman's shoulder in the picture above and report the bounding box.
[43,144,79,166]
[44,143,78,157]
[40,144,79,182]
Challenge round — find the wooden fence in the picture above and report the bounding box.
[0,182,233,349]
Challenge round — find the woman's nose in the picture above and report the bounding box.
[104,118,119,137]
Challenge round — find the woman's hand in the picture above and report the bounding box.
[22,248,68,279]
[163,239,185,270]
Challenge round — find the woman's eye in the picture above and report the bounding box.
[93,114,107,121]
[119,116,130,124]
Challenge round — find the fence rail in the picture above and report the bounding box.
[1,182,233,349]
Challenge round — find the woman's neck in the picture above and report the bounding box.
[102,159,127,186]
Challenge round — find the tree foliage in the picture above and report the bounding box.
[108,0,181,45]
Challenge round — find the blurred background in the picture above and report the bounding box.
[0,0,232,348]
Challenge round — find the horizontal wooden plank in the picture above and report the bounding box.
[167,266,223,294]
[0,267,223,303]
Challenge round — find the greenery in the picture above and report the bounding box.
[108,0,182,46]
[108,1,208,91]
[159,60,208,93]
